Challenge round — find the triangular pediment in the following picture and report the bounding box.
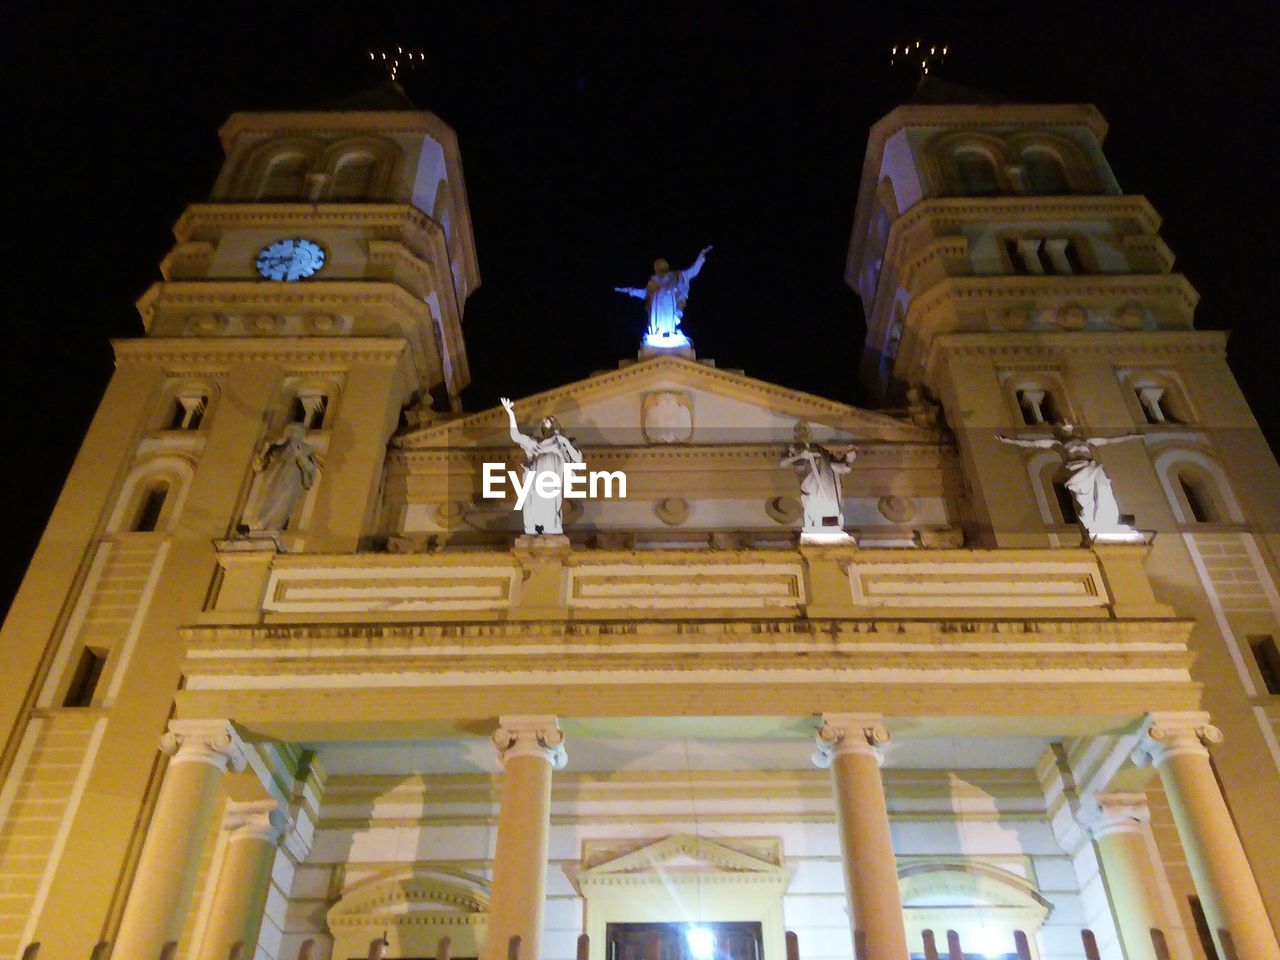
[397,354,933,449]
[577,834,786,885]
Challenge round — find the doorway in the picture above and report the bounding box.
[605,922,764,960]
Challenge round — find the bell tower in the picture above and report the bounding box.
[0,83,481,956]
[846,82,1280,929]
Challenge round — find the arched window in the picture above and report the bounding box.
[330,152,379,200]
[1052,479,1078,524]
[1023,149,1069,194]
[108,457,196,534]
[132,482,169,532]
[1177,472,1219,523]
[1153,448,1242,526]
[258,152,311,200]
[954,149,1000,195]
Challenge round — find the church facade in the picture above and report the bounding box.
[1,85,1278,960]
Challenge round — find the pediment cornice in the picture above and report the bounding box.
[577,834,786,887]
[396,354,934,448]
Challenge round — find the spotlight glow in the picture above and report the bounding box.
[643,330,692,349]
[970,926,1007,959]
[685,926,714,960]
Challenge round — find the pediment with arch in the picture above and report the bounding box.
[899,860,1052,943]
[326,868,489,943]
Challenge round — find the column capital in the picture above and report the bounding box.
[493,715,567,770]
[1078,792,1151,840]
[223,799,290,845]
[812,713,890,768]
[1132,712,1222,768]
[159,720,248,773]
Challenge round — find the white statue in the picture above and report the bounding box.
[998,423,1142,538]
[501,397,584,535]
[242,423,318,533]
[614,246,712,348]
[782,423,856,535]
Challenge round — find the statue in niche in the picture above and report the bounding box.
[781,423,856,535]
[998,423,1143,538]
[614,246,713,348]
[501,397,584,535]
[241,423,318,533]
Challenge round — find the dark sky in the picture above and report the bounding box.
[3,3,1277,612]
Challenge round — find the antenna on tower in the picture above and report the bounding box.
[889,38,950,79]
[366,45,427,83]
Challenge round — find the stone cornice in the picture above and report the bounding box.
[113,336,410,368]
[927,328,1227,363]
[219,109,461,151]
[387,441,955,469]
[183,613,1194,641]
[136,279,433,331]
[172,202,442,243]
[915,273,1199,311]
[180,615,1195,674]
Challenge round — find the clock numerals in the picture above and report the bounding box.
[256,238,325,282]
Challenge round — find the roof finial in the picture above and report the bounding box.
[889,38,949,80]
[366,45,427,83]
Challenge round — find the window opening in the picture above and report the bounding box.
[1179,475,1213,523]
[1250,636,1280,694]
[955,151,999,195]
[63,647,107,708]
[168,394,206,430]
[1053,481,1078,524]
[132,484,168,532]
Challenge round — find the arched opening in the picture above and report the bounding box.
[1023,149,1069,194]
[1177,472,1219,523]
[900,862,1051,960]
[954,149,1000,195]
[132,481,170,532]
[331,152,379,200]
[259,152,311,200]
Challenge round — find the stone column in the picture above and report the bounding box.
[1080,794,1181,960]
[1133,714,1280,960]
[114,720,248,960]
[813,714,908,960]
[482,716,567,960]
[197,800,290,960]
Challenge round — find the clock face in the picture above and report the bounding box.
[255,238,326,282]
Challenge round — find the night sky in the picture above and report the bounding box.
[3,4,1277,612]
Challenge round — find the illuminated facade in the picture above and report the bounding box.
[1,84,1279,960]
